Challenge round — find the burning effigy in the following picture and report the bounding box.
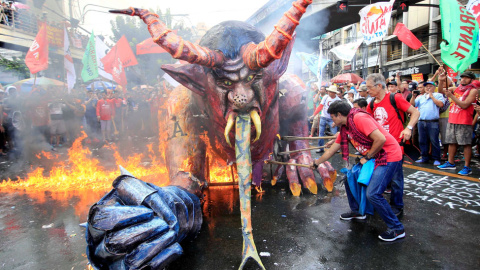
[85,0,337,269]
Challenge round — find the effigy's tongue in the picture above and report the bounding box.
[235,114,265,270]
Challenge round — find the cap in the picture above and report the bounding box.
[423,81,436,87]
[0,89,4,93]
[386,81,397,86]
[347,89,356,94]
[460,71,476,79]
[358,85,367,92]
[408,82,418,91]
[326,85,339,94]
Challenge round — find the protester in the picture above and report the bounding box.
[48,95,67,150]
[84,90,100,143]
[357,85,373,103]
[311,100,405,242]
[311,85,341,152]
[386,81,398,94]
[437,71,478,175]
[366,73,419,216]
[352,98,368,110]
[410,81,444,165]
[96,91,115,142]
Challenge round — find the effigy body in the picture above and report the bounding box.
[85,1,340,269]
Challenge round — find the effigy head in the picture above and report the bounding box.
[162,21,294,147]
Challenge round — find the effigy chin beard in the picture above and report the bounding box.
[86,173,202,270]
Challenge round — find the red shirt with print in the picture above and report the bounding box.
[96,99,115,120]
[366,92,411,143]
[335,113,402,162]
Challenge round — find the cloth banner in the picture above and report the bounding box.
[440,0,479,72]
[359,0,395,45]
[393,23,423,50]
[64,26,76,92]
[81,32,99,82]
[95,37,113,81]
[295,52,330,75]
[329,38,364,61]
[136,30,176,55]
[467,0,480,44]
[25,23,49,74]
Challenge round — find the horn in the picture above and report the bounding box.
[110,8,224,68]
[242,0,312,70]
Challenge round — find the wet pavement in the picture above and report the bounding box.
[1,151,480,269]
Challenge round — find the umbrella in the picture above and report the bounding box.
[11,77,66,93]
[86,81,117,91]
[331,73,364,84]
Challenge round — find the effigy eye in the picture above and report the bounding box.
[246,75,255,82]
[223,80,233,86]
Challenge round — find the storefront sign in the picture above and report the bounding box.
[384,64,432,78]
[46,25,64,47]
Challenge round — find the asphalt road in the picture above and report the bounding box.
[0,151,479,270]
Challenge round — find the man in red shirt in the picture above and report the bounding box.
[311,101,405,241]
[366,73,419,217]
[96,91,115,142]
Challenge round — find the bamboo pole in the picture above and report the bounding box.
[280,135,336,141]
[422,44,442,66]
[264,160,311,168]
[278,145,328,155]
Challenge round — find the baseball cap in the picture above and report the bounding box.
[386,81,397,86]
[423,81,436,87]
[358,85,367,92]
[408,82,417,90]
[460,71,476,79]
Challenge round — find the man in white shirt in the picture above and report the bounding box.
[311,85,341,152]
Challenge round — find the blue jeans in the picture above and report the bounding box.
[390,158,404,211]
[318,117,337,146]
[418,120,441,161]
[345,161,404,230]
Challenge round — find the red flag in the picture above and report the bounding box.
[136,30,177,55]
[393,23,423,50]
[102,35,138,74]
[137,38,168,55]
[25,23,49,74]
[111,57,127,86]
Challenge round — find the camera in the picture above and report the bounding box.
[413,90,420,95]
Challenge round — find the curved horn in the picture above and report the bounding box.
[242,0,312,70]
[110,8,224,68]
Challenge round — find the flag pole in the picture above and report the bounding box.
[33,73,37,86]
[375,39,383,73]
[422,44,442,66]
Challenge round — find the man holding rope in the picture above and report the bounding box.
[311,100,405,242]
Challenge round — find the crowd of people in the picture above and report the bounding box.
[0,83,170,157]
[308,66,480,241]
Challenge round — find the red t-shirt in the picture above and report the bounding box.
[335,113,403,162]
[96,99,115,120]
[366,93,411,142]
[448,84,475,125]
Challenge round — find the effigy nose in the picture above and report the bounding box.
[228,84,254,110]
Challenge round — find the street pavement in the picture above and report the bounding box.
[0,151,479,269]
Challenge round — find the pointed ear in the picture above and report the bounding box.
[161,64,207,96]
[270,33,296,80]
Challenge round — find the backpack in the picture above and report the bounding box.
[439,95,451,114]
[369,93,406,124]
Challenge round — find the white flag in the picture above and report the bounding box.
[359,0,395,45]
[330,38,364,61]
[95,36,114,81]
[64,26,76,92]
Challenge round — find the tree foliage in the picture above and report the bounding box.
[0,56,29,78]
[109,8,197,85]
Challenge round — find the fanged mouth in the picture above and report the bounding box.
[224,110,261,147]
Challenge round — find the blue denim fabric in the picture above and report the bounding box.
[318,116,338,146]
[389,158,404,211]
[346,161,404,230]
[418,120,441,161]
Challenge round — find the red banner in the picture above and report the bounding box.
[393,23,423,50]
[136,30,177,55]
[102,35,138,74]
[25,23,49,74]
[446,66,458,82]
